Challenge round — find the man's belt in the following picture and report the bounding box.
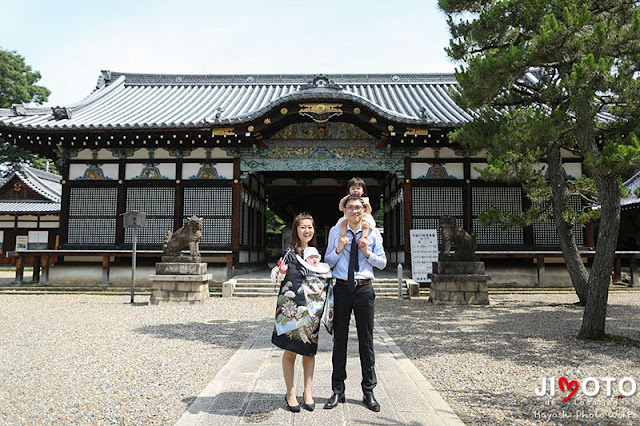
[336,278,371,286]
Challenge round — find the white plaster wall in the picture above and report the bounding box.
[470,163,488,179]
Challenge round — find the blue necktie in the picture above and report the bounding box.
[347,230,360,293]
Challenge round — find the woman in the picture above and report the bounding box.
[272,213,330,412]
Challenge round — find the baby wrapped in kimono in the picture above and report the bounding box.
[272,247,332,350]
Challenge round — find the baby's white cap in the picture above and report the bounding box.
[303,246,320,259]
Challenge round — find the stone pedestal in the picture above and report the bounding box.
[149,262,210,305]
[428,262,490,305]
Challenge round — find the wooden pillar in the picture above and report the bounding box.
[403,157,412,266]
[15,255,24,284]
[59,162,71,248]
[174,160,184,231]
[101,255,110,287]
[613,257,622,283]
[231,159,241,271]
[32,256,41,284]
[630,255,639,287]
[535,255,545,286]
[585,222,595,248]
[40,255,50,285]
[115,159,127,247]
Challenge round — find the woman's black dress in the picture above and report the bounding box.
[271,244,329,356]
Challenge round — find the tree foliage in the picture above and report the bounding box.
[0,48,57,174]
[266,206,286,234]
[438,0,640,339]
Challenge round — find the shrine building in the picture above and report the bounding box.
[0,72,592,284]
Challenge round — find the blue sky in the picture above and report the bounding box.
[2,0,457,106]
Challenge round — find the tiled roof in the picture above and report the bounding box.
[0,201,60,213]
[0,164,61,203]
[0,72,474,130]
[622,170,640,209]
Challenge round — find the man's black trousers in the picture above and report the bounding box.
[331,281,377,395]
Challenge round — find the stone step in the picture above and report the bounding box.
[233,282,280,288]
[235,278,273,284]
[231,284,409,297]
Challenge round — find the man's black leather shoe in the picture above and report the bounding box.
[323,393,345,409]
[363,393,380,412]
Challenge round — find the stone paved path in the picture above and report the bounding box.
[176,319,463,425]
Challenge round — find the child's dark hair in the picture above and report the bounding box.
[347,177,367,195]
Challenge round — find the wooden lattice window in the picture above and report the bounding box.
[125,187,175,245]
[68,187,118,244]
[532,196,585,246]
[412,186,463,244]
[472,186,524,246]
[183,186,232,246]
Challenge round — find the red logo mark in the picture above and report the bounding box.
[558,377,579,402]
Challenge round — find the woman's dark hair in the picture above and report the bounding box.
[290,212,317,256]
[347,177,367,196]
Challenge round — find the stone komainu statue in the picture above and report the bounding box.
[440,216,478,261]
[163,216,203,257]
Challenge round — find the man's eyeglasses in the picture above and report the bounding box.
[345,205,363,212]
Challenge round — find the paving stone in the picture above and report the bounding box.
[176,318,464,426]
[196,410,242,426]
[239,398,292,425]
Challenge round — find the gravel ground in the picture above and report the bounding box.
[376,292,640,425]
[1,291,639,425]
[0,294,275,425]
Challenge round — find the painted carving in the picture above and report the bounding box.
[270,122,374,140]
[134,164,167,179]
[167,148,193,158]
[417,165,453,179]
[81,165,111,180]
[241,158,403,172]
[108,148,137,158]
[190,165,221,179]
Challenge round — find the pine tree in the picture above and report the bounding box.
[0,48,56,173]
[438,0,640,339]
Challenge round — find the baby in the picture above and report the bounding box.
[300,247,330,274]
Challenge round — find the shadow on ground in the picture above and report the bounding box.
[375,296,640,368]
[134,319,269,349]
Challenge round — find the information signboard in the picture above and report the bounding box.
[410,229,439,282]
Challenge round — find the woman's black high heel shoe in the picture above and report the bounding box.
[285,395,301,412]
[302,392,315,411]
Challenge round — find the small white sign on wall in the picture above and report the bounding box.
[410,229,439,282]
[15,235,28,251]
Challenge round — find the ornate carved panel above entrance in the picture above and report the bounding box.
[241,158,403,172]
[269,122,375,140]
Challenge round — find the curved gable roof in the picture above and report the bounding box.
[622,170,640,210]
[0,164,61,203]
[0,72,473,131]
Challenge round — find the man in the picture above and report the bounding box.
[324,194,387,412]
